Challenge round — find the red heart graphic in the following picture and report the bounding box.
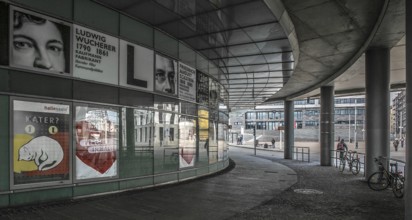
[181,148,194,164]
[76,121,116,174]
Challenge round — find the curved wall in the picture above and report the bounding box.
[0,0,229,207]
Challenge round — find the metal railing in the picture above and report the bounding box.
[294,147,310,162]
[332,149,366,176]
[388,158,406,176]
[331,150,405,177]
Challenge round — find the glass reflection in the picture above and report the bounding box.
[179,115,196,168]
[120,108,154,178]
[209,120,218,164]
[198,108,209,166]
[153,109,179,173]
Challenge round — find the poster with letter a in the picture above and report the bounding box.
[12,99,70,187]
[73,24,119,85]
[75,105,119,180]
[178,62,196,102]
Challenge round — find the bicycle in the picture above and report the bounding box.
[367,156,404,198]
[338,150,360,175]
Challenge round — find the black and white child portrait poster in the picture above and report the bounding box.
[10,7,71,75]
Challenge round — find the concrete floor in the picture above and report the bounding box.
[0,146,404,220]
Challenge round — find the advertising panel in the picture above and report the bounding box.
[73,24,119,85]
[217,123,225,161]
[179,115,196,168]
[209,78,219,111]
[209,120,218,164]
[75,105,119,180]
[10,7,71,75]
[198,108,209,165]
[155,53,177,96]
[12,99,71,187]
[196,70,209,106]
[178,62,196,102]
[119,40,154,91]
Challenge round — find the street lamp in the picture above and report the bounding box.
[362,128,365,141]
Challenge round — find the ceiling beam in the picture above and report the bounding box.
[197,37,289,51]
[223,69,293,75]
[219,61,294,68]
[223,82,284,85]
[179,21,279,40]
[210,51,293,60]
[227,76,289,80]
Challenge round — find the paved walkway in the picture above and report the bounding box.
[0,147,297,220]
[0,146,404,219]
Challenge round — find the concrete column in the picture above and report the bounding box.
[365,48,390,179]
[320,86,334,166]
[405,0,412,218]
[284,100,294,159]
[126,108,135,156]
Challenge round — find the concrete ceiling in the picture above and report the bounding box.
[294,36,405,99]
[95,0,405,109]
[266,0,405,102]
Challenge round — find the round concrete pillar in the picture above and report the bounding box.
[284,100,294,159]
[320,86,334,166]
[365,48,390,179]
[405,0,412,218]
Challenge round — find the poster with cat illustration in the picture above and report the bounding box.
[75,105,119,180]
[12,99,70,186]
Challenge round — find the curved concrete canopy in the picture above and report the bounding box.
[266,0,405,102]
[96,0,297,108]
[95,0,405,108]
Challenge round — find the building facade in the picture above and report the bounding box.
[230,96,366,143]
[392,90,406,139]
[0,0,229,208]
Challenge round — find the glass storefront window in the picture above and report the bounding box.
[198,108,209,167]
[153,109,179,174]
[209,120,218,164]
[120,108,154,178]
[74,104,119,181]
[179,115,196,168]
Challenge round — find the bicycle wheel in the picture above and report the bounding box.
[351,159,360,175]
[392,176,404,198]
[338,159,346,172]
[368,172,389,191]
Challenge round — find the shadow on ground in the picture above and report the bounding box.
[229,155,404,220]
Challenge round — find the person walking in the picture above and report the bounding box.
[271,138,276,148]
[393,139,399,152]
[337,139,348,159]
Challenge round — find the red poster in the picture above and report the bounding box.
[75,106,119,180]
